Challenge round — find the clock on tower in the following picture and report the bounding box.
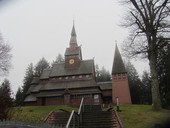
[69,59,75,64]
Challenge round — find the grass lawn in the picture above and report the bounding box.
[118,105,170,128]
[12,105,77,122]
[11,104,170,128]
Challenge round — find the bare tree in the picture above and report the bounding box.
[0,33,12,76]
[121,0,170,110]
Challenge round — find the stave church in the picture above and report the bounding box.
[24,24,131,106]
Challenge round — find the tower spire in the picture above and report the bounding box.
[70,21,77,48]
[112,43,126,74]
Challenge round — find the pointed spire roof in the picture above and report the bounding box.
[71,23,76,36]
[70,23,78,47]
[112,44,126,74]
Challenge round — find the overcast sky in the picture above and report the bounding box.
[0,0,148,94]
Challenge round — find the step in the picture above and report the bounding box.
[84,105,102,112]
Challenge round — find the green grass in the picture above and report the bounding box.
[118,105,170,128]
[12,105,77,122]
[11,104,170,128]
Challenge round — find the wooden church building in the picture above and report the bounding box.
[24,24,131,106]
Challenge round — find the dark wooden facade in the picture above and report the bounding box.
[24,24,131,106]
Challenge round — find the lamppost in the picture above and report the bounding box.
[116,96,120,111]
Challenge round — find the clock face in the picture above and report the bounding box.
[69,59,74,64]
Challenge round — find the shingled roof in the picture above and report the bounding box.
[112,44,126,74]
[40,69,51,79]
[97,82,112,90]
[65,46,81,56]
[24,94,37,102]
[30,76,39,84]
[37,88,101,98]
[40,80,97,91]
[50,59,94,77]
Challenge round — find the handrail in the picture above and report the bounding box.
[66,110,75,128]
[65,97,84,128]
[43,111,54,123]
[114,110,124,128]
[78,97,84,115]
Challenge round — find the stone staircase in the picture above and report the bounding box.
[79,105,121,128]
[44,105,122,128]
[44,111,78,127]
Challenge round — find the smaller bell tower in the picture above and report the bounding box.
[64,23,82,69]
[112,44,131,104]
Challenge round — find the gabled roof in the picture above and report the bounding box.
[65,46,81,56]
[24,94,37,102]
[40,69,51,79]
[112,44,126,74]
[30,77,39,85]
[26,83,44,94]
[97,81,112,90]
[50,59,94,77]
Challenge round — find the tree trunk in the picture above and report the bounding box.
[149,46,162,110]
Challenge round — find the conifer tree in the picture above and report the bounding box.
[15,87,23,106]
[0,79,13,121]
[22,63,34,102]
[95,65,111,82]
[34,57,49,76]
[52,54,64,65]
[125,60,142,104]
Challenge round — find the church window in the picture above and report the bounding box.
[94,94,100,104]
[86,75,90,78]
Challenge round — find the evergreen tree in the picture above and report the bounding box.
[95,65,111,82]
[141,70,152,104]
[0,79,13,121]
[34,57,49,76]
[52,54,64,65]
[157,42,170,108]
[15,87,23,106]
[125,60,142,104]
[22,63,34,103]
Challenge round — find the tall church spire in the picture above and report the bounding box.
[112,44,126,74]
[70,22,78,48]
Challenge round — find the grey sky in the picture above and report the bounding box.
[0,0,148,93]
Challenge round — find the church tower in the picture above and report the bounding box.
[112,44,131,104]
[65,24,82,68]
